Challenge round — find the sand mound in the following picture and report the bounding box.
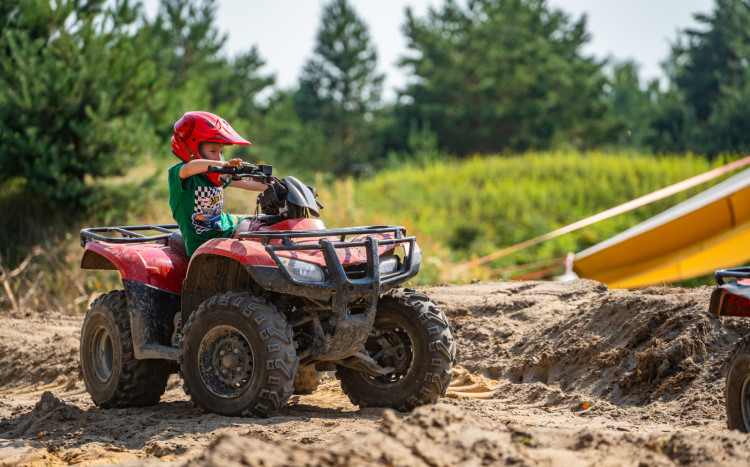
[0,315,81,392]
[433,280,750,412]
[10,391,85,437]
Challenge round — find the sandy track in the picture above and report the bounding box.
[2,279,750,465]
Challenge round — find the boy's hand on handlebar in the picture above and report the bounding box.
[223,158,243,168]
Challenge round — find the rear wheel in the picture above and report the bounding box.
[337,288,455,411]
[180,292,298,416]
[726,335,750,432]
[80,290,170,408]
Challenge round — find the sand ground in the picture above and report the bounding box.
[2,279,750,466]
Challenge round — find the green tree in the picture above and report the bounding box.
[395,0,611,156]
[602,61,660,150]
[147,0,274,152]
[659,0,750,154]
[295,0,384,173]
[0,0,168,208]
[146,0,227,129]
[148,0,225,89]
[206,47,275,121]
[244,91,329,177]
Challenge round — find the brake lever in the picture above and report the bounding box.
[232,173,277,185]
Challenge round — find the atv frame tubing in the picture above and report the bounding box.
[80,224,178,246]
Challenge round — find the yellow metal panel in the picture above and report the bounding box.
[574,182,750,288]
[575,199,733,278]
[608,222,750,288]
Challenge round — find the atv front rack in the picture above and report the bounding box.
[709,267,750,318]
[241,225,407,246]
[239,225,419,289]
[80,224,178,247]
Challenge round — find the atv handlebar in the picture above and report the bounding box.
[209,163,322,217]
[207,162,275,184]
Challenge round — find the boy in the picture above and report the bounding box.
[168,111,266,257]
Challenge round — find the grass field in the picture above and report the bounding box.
[316,151,732,283]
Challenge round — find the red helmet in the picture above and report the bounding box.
[171,111,251,186]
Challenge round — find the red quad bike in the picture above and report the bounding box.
[79,163,455,417]
[708,267,750,432]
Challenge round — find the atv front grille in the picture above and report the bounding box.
[343,262,368,280]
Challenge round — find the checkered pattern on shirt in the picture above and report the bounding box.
[193,185,223,234]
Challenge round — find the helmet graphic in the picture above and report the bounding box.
[171,111,251,186]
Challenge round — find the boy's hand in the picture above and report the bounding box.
[224,158,242,167]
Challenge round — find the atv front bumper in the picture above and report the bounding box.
[243,231,421,360]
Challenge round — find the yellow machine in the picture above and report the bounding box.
[574,169,750,288]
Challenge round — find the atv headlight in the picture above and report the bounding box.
[279,257,325,282]
[379,256,400,275]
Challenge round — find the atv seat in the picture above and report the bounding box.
[169,231,189,260]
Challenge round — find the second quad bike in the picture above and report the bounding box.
[79,163,455,416]
[708,267,750,432]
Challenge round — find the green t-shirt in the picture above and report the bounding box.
[168,163,241,256]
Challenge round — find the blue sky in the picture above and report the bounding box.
[142,0,715,100]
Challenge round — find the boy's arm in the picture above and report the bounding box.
[178,158,242,179]
[180,158,267,191]
[229,179,268,191]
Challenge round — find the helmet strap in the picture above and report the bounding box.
[182,142,198,160]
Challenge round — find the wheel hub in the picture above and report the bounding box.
[91,326,114,383]
[364,321,413,385]
[198,326,254,398]
[221,353,240,370]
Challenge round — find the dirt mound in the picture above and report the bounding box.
[9,391,85,437]
[0,315,81,391]
[432,280,750,416]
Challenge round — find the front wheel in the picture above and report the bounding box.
[726,335,750,432]
[337,288,455,411]
[180,292,298,417]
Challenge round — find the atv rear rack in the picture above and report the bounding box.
[80,224,178,247]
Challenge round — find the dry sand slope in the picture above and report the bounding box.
[2,279,750,466]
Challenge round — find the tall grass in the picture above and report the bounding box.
[317,151,733,283]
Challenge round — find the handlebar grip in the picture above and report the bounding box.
[206,162,266,176]
[206,165,230,174]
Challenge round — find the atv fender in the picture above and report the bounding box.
[191,237,278,266]
[81,243,186,361]
[181,239,275,315]
[708,285,750,318]
[81,242,188,295]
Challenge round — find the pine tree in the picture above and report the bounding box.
[660,0,750,154]
[0,0,168,208]
[295,0,384,173]
[395,0,610,156]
